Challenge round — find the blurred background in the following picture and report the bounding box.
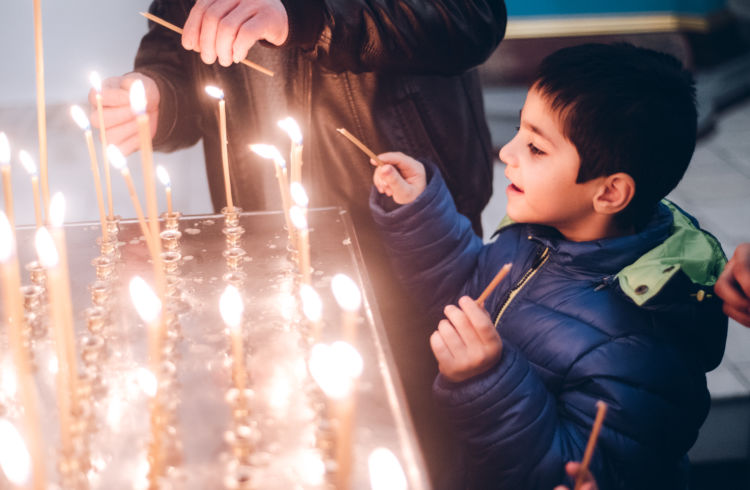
[0,1,749,488]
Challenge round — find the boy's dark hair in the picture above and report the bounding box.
[532,43,697,229]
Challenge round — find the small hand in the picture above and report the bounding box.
[182,0,289,67]
[430,296,503,383]
[553,462,598,490]
[372,151,427,205]
[88,73,160,156]
[715,243,750,327]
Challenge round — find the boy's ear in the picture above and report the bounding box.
[592,172,635,215]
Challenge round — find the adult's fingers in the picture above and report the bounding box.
[232,15,263,63]
[724,303,750,327]
[104,121,139,152]
[199,0,239,65]
[114,134,142,158]
[716,262,749,310]
[91,106,138,131]
[183,0,213,51]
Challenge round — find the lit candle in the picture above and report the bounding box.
[47,194,79,410]
[106,145,157,261]
[220,285,246,392]
[130,80,165,293]
[299,283,323,342]
[308,341,364,490]
[33,0,50,215]
[277,117,303,185]
[18,151,43,229]
[90,71,115,219]
[249,144,295,244]
[128,276,164,486]
[205,86,234,212]
[34,226,75,458]
[368,447,408,490]
[70,105,108,241]
[331,274,362,344]
[290,206,310,285]
[0,133,13,227]
[0,419,32,488]
[155,165,173,216]
[0,214,46,489]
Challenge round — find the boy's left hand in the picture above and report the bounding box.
[430,296,503,382]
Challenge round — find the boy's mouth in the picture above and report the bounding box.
[508,182,523,193]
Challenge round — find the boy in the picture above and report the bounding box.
[369,43,728,489]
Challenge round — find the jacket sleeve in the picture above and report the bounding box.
[281,0,507,75]
[134,0,203,152]
[370,163,485,319]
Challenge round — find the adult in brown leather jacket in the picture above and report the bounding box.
[91,1,506,487]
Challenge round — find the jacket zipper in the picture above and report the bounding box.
[494,246,550,326]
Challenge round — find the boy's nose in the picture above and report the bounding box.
[498,143,513,166]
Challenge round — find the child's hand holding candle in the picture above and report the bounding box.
[371,152,427,205]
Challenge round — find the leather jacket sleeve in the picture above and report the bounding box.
[282,0,507,75]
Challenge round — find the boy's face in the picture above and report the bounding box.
[499,87,604,240]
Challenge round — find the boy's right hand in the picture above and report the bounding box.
[553,462,598,490]
[372,151,426,205]
[88,73,160,156]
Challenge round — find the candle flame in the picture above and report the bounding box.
[298,450,325,485]
[290,182,309,208]
[289,206,307,231]
[204,85,225,100]
[308,341,363,399]
[49,192,66,228]
[0,211,13,262]
[1,361,17,398]
[129,79,147,115]
[0,133,9,164]
[156,165,171,188]
[368,448,408,490]
[277,117,302,144]
[18,150,37,176]
[136,367,157,398]
[249,144,286,168]
[220,285,244,330]
[70,104,91,131]
[0,419,31,486]
[89,71,102,93]
[129,276,162,324]
[300,284,322,323]
[34,227,59,268]
[106,145,127,171]
[331,274,362,312]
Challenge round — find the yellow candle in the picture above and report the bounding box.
[90,71,115,219]
[19,151,43,229]
[249,144,295,244]
[0,213,46,489]
[156,165,173,216]
[331,274,362,345]
[0,134,13,227]
[220,285,246,392]
[205,86,234,212]
[33,0,50,215]
[70,105,107,242]
[299,284,323,342]
[290,206,311,285]
[277,117,303,185]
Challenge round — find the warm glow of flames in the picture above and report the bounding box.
[267,370,292,412]
[129,276,162,324]
[1,362,17,398]
[368,447,408,490]
[136,367,157,398]
[331,274,362,312]
[220,285,243,330]
[290,182,309,208]
[70,104,90,131]
[49,192,66,228]
[19,150,37,176]
[129,80,147,115]
[0,133,9,164]
[300,284,322,323]
[308,341,363,399]
[297,449,325,485]
[249,144,286,168]
[35,227,59,268]
[289,206,307,231]
[0,419,31,486]
[89,71,102,93]
[106,145,127,171]
[156,165,171,188]
[277,117,302,144]
[0,211,13,262]
[204,85,225,100]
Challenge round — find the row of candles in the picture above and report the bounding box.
[0,69,408,488]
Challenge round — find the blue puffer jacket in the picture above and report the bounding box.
[370,165,727,490]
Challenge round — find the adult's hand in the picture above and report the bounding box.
[88,73,160,156]
[715,243,750,327]
[182,0,289,67]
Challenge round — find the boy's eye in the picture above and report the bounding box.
[528,143,545,156]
